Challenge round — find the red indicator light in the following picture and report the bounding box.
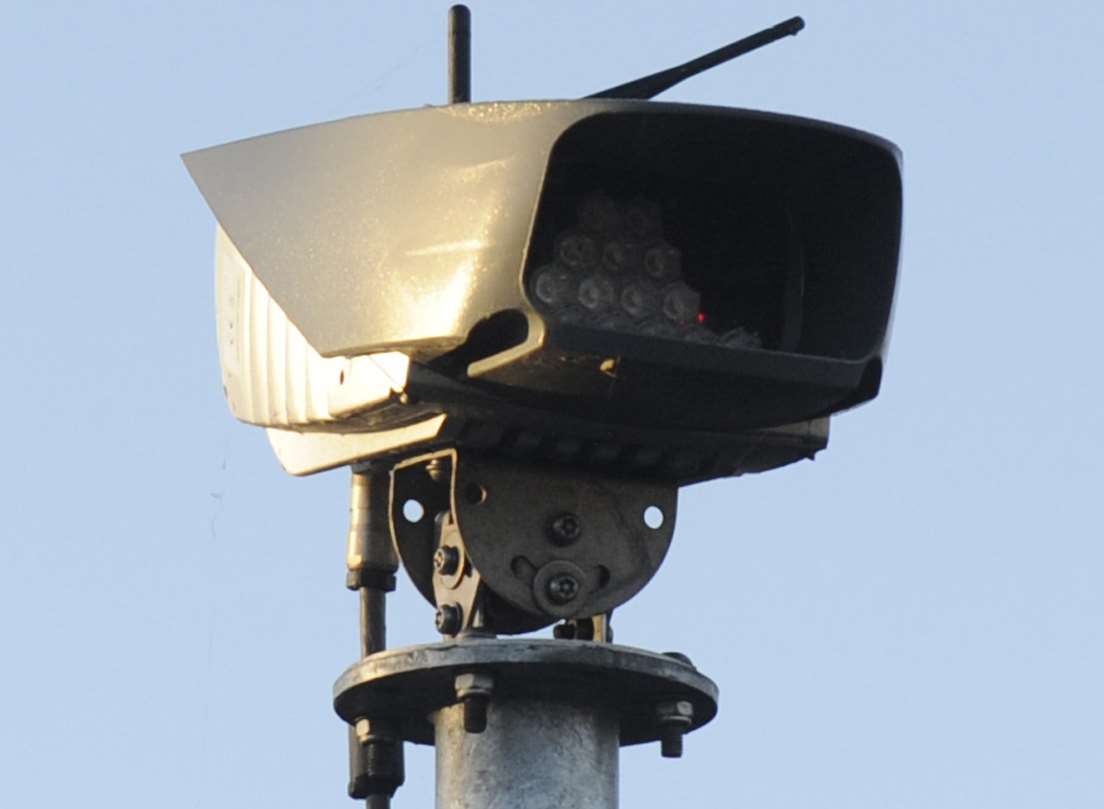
[696,312,707,324]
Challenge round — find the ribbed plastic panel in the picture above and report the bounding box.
[215,226,404,428]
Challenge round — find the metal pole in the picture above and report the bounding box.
[448,5,471,103]
[434,698,619,809]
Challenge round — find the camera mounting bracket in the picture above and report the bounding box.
[389,449,678,637]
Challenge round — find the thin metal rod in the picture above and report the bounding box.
[359,588,386,658]
[346,469,403,806]
[449,4,471,103]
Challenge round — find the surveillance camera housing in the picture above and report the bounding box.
[184,99,901,482]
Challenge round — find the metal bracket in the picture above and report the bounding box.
[430,510,487,636]
[390,449,677,635]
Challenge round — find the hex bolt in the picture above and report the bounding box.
[546,573,580,605]
[435,603,463,636]
[547,512,582,546]
[350,718,404,802]
[433,545,460,575]
[455,672,494,734]
[660,726,684,759]
[655,700,694,759]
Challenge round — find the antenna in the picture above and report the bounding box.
[587,15,805,100]
[448,4,471,103]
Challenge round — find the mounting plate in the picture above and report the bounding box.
[334,639,718,746]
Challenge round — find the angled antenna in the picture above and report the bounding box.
[587,16,805,100]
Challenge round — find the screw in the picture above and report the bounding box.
[546,573,580,605]
[425,457,449,482]
[435,603,463,636]
[547,512,582,546]
[655,700,694,759]
[433,546,460,575]
[455,672,494,734]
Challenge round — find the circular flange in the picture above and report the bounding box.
[333,639,718,746]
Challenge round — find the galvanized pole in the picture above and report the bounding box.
[434,700,619,809]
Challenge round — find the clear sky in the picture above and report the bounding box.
[3,2,1102,807]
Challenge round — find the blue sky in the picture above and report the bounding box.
[2,2,1102,807]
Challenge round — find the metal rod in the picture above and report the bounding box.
[448,4,471,103]
[359,588,386,658]
[346,469,403,806]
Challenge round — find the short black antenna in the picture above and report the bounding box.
[587,16,805,100]
[449,4,472,103]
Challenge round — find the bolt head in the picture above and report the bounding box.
[433,545,460,575]
[435,603,463,635]
[354,717,398,745]
[454,671,495,698]
[655,699,694,725]
[424,457,450,481]
[354,717,372,745]
[546,573,580,604]
[548,513,582,545]
[662,651,695,668]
